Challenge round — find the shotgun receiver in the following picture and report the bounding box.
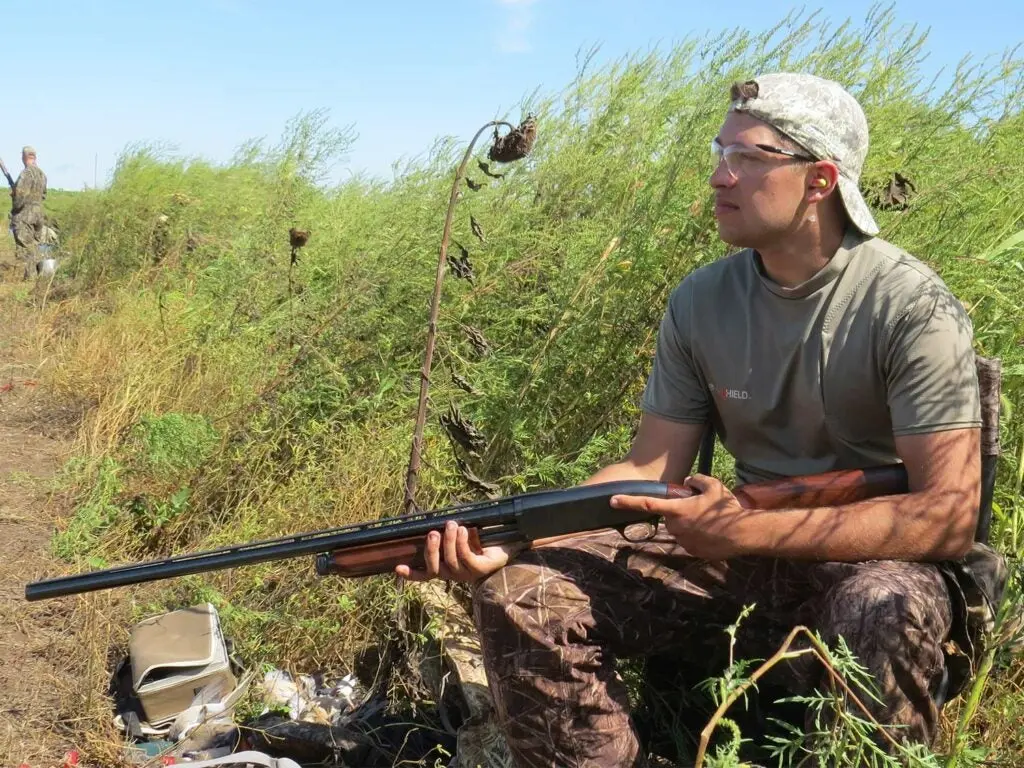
[24,464,909,602]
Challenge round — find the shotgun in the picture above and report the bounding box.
[0,157,14,189]
[24,463,909,602]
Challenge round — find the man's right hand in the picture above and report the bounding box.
[394,520,522,583]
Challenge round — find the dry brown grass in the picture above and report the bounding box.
[44,296,224,461]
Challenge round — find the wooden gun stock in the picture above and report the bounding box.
[317,529,486,578]
[317,464,909,578]
[732,463,908,510]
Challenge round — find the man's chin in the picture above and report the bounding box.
[715,222,753,249]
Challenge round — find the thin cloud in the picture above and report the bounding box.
[496,0,539,54]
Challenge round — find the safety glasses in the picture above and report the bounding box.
[711,138,816,178]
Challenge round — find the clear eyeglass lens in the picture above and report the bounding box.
[710,139,724,166]
[712,141,737,176]
[711,140,746,176]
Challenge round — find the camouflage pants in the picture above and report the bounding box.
[11,205,44,280]
[473,526,953,768]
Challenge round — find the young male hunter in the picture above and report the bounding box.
[398,73,990,765]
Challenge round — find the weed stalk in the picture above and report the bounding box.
[695,626,902,767]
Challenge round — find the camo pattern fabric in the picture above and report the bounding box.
[473,526,952,768]
[11,205,45,279]
[12,164,46,213]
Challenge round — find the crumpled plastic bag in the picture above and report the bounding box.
[257,668,361,724]
[165,749,301,768]
[168,674,236,742]
[163,671,251,758]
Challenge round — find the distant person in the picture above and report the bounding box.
[11,145,47,279]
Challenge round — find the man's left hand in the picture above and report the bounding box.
[610,474,754,560]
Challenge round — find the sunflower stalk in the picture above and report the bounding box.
[402,117,535,513]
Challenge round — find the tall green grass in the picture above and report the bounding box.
[34,6,1024,765]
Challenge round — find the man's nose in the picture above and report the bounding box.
[709,160,737,189]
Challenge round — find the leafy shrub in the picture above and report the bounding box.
[130,412,220,475]
[52,457,124,564]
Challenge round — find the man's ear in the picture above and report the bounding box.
[807,161,840,201]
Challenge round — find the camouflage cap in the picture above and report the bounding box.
[22,145,36,157]
[729,72,879,236]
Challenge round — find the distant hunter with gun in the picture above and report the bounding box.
[3,145,48,280]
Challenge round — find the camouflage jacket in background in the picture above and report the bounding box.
[12,165,46,213]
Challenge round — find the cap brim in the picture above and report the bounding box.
[838,176,879,236]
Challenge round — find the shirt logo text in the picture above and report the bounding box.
[709,383,750,400]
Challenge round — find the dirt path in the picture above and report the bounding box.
[0,302,79,767]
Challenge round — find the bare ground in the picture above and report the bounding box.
[0,397,73,766]
[0,285,91,768]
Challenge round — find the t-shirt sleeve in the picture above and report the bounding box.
[885,282,981,435]
[640,278,710,424]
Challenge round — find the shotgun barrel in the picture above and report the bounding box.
[24,480,681,601]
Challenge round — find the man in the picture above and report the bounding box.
[398,74,987,765]
[11,145,47,279]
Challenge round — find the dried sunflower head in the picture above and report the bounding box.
[289,227,310,249]
[488,115,537,163]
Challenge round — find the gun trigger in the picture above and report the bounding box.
[618,518,659,543]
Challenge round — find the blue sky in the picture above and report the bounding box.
[19,1,1023,190]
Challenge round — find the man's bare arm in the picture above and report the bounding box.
[722,427,980,561]
[611,427,979,562]
[583,413,707,485]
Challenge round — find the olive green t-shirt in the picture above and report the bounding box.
[641,231,981,484]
